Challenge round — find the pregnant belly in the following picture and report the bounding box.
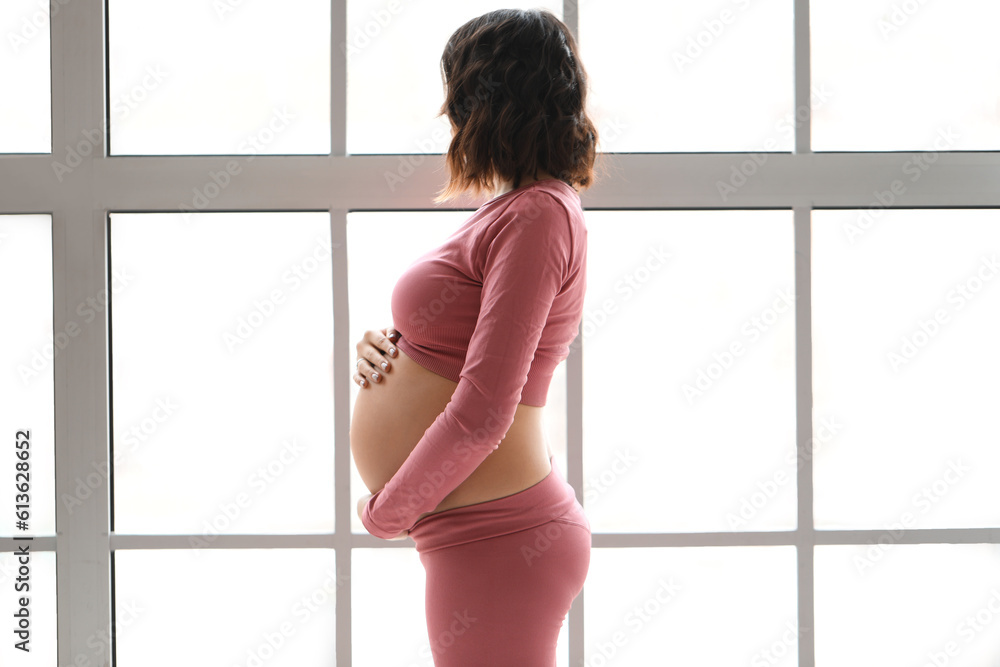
[349,344,553,514]
[350,346,457,494]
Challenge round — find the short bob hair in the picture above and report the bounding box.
[435,9,599,203]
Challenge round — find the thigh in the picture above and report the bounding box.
[420,519,591,666]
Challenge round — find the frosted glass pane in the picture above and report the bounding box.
[108,0,330,154]
[110,213,335,534]
[346,0,561,154]
[0,1,51,152]
[0,216,55,538]
[813,210,1000,529]
[812,0,1000,150]
[580,0,794,152]
[352,548,569,666]
[0,551,55,666]
[583,211,796,533]
[347,212,569,533]
[115,549,337,667]
[586,547,797,664]
[816,544,1000,667]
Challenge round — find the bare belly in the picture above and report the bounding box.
[349,344,553,519]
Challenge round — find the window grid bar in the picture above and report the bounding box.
[331,0,347,156]
[10,153,1000,214]
[794,0,812,154]
[331,207,353,666]
[561,3,586,665]
[51,1,113,666]
[104,527,1000,552]
[794,206,816,667]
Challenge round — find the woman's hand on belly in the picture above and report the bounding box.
[354,327,400,388]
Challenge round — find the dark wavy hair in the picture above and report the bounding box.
[434,9,599,203]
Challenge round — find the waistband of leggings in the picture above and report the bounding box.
[408,456,585,554]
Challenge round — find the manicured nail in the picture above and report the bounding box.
[389,347,396,356]
[381,361,388,370]
[360,378,367,387]
[371,372,380,381]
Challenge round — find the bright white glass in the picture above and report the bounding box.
[0,216,55,538]
[346,211,570,534]
[811,0,1000,150]
[352,547,569,666]
[115,549,338,667]
[0,1,51,152]
[579,0,794,152]
[0,551,55,666]
[108,0,330,154]
[582,211,796,533]
[812,210,1000,529]
[815,544,1000,667]
[346,0,561,154]
[110,213,335,535]
[585,546,798,664]
[351,548,429,666]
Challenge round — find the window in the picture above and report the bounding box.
[1,0,997,665]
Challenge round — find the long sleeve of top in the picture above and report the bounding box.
[361,182,586,539]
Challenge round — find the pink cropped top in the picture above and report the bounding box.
[361,178,588,539]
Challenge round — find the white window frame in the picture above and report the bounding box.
[2,0,1000,664]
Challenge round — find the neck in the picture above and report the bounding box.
[493,170,556,198]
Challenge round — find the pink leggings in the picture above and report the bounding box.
[407,456,591,666]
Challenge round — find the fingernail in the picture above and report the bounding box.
[360,378,367,387]
[371,372,380,381]
[389,347,396,356]
[381,361,388,370]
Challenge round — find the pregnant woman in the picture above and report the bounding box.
[350,9,597,665]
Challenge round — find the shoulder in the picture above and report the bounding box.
[501,181,586,241]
